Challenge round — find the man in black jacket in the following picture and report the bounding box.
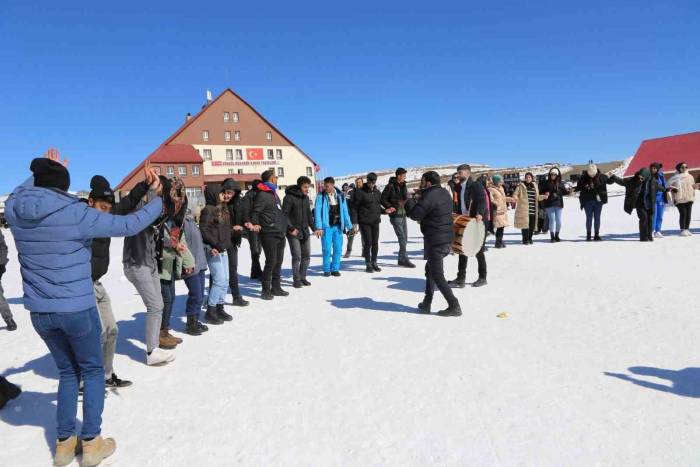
[283,176,317,288]
[344,177,363,258]
[251,169,291,300]
[406,171,461,317]
[350,172,387,273]
[241,180,263,280]
[221,178,249,307]
[381,168,416,268]
[449,164,488,288]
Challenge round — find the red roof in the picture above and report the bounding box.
[204,173,259,184]
[625,131,700,177]
[116,144,202,189]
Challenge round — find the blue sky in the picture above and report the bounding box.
[1,1,699,193]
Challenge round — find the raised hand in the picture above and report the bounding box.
[45,147,69,167]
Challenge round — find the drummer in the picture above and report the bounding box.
[447,164,489,289]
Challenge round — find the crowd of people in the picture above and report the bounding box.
[0,153,697,466]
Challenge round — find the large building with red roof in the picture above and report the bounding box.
[116,88,318,203]
[624,130,700,178]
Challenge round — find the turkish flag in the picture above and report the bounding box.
[247,148,263,160]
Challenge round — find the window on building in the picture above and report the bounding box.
[203,149,212,161]
[225,131,231,141]
[234,131,240,141]
[232,112,239,122]
[226,149,234,160]
[277,167,285,177]
[228,169,235,174]
[178,166,187,176]
[223,112,230,122]
[237,169,244,174]
[167,166,174,176]
[267,149,274,160]
[202,130,209,141]
[235,149,243,160]
[192,166,200,176]
[276,149,283,159]
[266,131,272,141]
[306,167,313,177]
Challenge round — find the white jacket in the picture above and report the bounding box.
[669,172,696,204]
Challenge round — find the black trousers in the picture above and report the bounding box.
[261,234,285,285]
[495,227,504,244]
[345,231,355,254]
[457,245,487,280]
[226,246,240,297]
[522,214,536,243]
[425,243,458,306]
[636,205,653,241]
[359,223,380,263]
[677,201,693,230]
[248,233,263,278]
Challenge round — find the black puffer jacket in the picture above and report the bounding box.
[406,185,454,247]
[461,177,487,218]
[199,184,233,252]
[283,185,313,240]
[576,171,613,207]
[351,184,384,225]
[251,184,289,237]
[381,177,408,217]
[610,173,657,215]
[91,181,148,281]
[540,178,570,208]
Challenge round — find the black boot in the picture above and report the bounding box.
[293,279,303,288]
[261,282,274,300]
[417,301,431,314]
[448,276,466,288]
[301,278,311,286]
[594,233,602,241]
[398,259,416,268]
[4,318,17,331]
[205,305,223,325]
[436,302,462,317]
[371,262,382,272]
[231,295,249,307]
[586,230,592,241]
[550,232,556,243]
[555,232,561,242]
[0,377,21,409]
[365,262,374,273]
[271,282,289,297]
[472,277,488,288]
[105,373,133,388]
[216,304,233,322]
[185,314,203,336]
[331,271,341,277]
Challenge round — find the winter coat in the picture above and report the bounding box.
[381,177,409,217]
[460,177,487,218]
[351,184,384,225]
[159,222,196,282]
[122,192,162,271]
[6,178,162,313]
[283,185,314,240]
[669,172,696,204]
[251,183,289,237]
[314,187,353,232]
[447,180,462,214]
[513,182,540,229]
[240,187,261,254]
[488,185,510,229]
[540,178,570,209]
[406,185,454,247]
[654,172,667,203]
[91,181,149,282]
[0,229,8,267]
[610,174,656,214]
[576,171,612,208]
[199,184,233,252]
[226,193,244,248]
[183,215,207,275]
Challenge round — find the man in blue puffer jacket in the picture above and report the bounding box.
[314,177,353,276]
[5,155,162,467]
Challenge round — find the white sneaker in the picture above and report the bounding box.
[688,230,694,236]
[146,348,175,366]
[680,230,690,237]
[653,231,663,238]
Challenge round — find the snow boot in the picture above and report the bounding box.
[365,262,374,273]
[216,304,233,322]
[448,276,466,288]
[331,271,341,277]
[550,232,556,243]
[554,232,561,242]
[398,259,416,268]
[4,317,17,331]
[271,282,289,297]
[158,330,177,350]
[436,302,462,317]
[81,436,116,467]
[185,315,202,336]
[205,306,223,325]
[105,373,132,389]
[472,277,488,288]
[231,295,249,307]
[0,376,21,410]
[594,233,602,241]
[53,436,79,466]
[301,278,311,286]
[417,301,431,314]
[164,329,182,344]
[371,262,382,272]
[586,230,592,241]
[261,282,274,300]
[146,348,175,366]
[293,279,303,288]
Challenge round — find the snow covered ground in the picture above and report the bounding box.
[1,193,699,466]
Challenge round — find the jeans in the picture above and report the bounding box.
[545,206,563,233]
[677,201,693,230]
[124,265,163,353]
[288,233,311,280]
[321,225,343,273]
[424,243,458,306]
[31,307,104,439]
[160,279,175,330]
[93,282,117,379]
[359,223,380,263]
[261,234,285,286]
[390,215,408,262]
[207,251,229,306]
[583,200,603,235]
[653,200,665,232]
[184,270,205,316]
[226,246,241,297]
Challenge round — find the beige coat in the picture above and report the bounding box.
[513,182,541,229]
[488,185,511,229]
[669,172,696,204]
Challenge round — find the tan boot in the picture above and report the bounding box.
[165,329,183,344]
[158,329,177,349]
[81,436,116,467]
[53,436,79,466]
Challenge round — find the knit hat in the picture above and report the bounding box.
[89,175,115,203]
[30,158,70,191]
[587,161,598,178]
[639,167,651,180]
[366,172,378,183]
[492,174,503,184]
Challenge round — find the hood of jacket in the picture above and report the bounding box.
[6,184,77,225]
[285,185,306,199]
[204,184,222,206]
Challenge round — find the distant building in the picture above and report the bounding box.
[625,130,700,178]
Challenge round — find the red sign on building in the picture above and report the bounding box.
[247,148,263,160]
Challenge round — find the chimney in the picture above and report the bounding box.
[185,112,192,122]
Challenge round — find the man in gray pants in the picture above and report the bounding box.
[381,168,416,268]
[0,229,16,331]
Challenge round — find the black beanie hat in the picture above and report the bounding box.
[89,175,115,203]
[367,172,378,183]
[222,178,237,192]
[30,158,70,191]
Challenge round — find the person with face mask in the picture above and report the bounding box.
[540,167,573,242]
[610,168,657,241]
[574,161,615,241]
[669,161,699,236]
[350,172,386,273]
[381,168,416,268]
